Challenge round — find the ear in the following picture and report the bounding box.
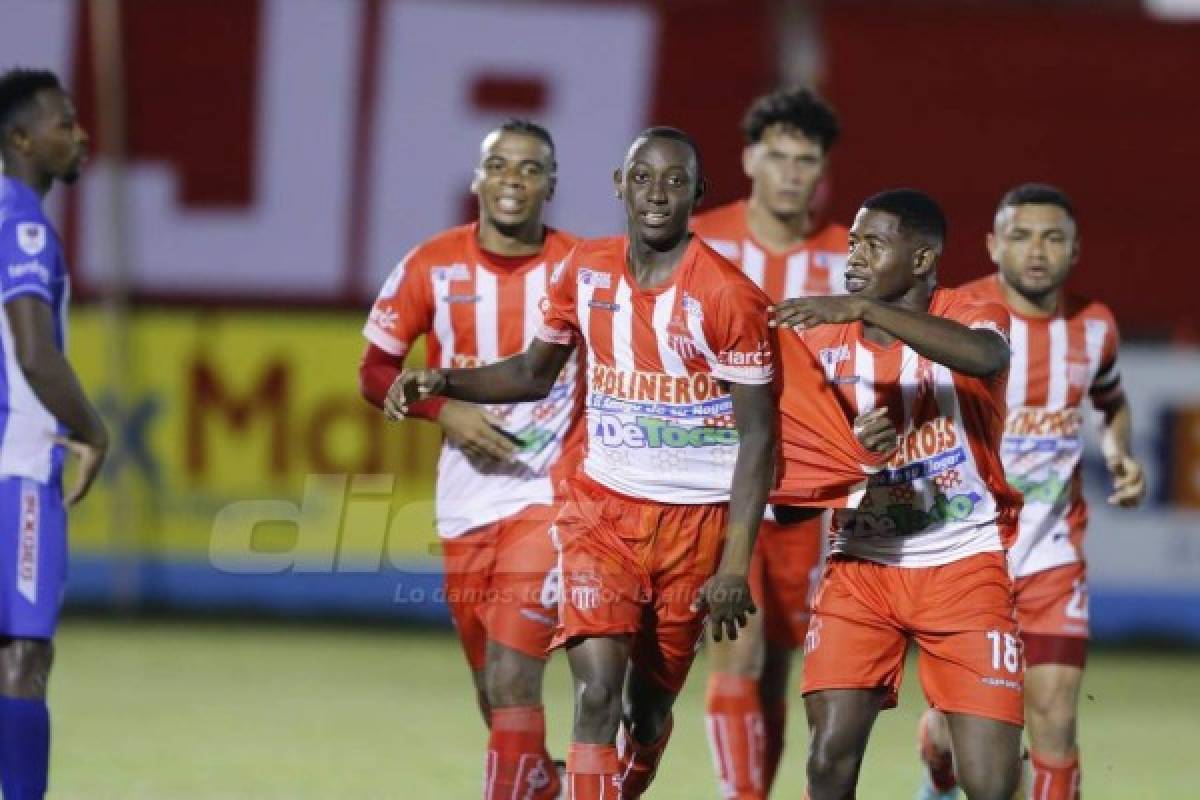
[913,245,938,278]
[741,145,756,181]
[469,167,483,197]
[612,167,623,199]
[985,231,1001,266]
[546,168,557,202]
[1070,235,1081,266]
[694,176,708,205]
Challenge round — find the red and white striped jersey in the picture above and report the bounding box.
[537,236,773,504]
[800,286,1022,567]
[692,200,850,301]
[963,275,1123,577]
[363,223,584,538]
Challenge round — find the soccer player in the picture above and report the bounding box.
[0,68,106,800]
[359,120,582,800]
[914,184,1145,800]
[691,87,846,799]
[771,189,1024,800]
[389,127,780,799]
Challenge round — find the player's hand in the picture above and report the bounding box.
[438,400,518,464]
[384,369,446,421]
[1106,453,1146,508]
[54,434,108,506]
[852,407,899,454]
[692,572,756,642]
[769,296,870,330]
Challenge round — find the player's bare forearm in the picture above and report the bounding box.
[719,382,777,575]
[441,339,572,404]
[861,302,1009,377]
[7,297,107,448]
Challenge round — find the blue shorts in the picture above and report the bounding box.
[0,477,67,639]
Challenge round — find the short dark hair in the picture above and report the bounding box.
[494,118,556,163]
[0,67,61,132]
[997,182,1075,221]
[861,189,947,244]
[630,126,704,183]
[741,87,840,152]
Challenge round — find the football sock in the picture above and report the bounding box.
[705,673,766,798]
[565,742,620,800]
[616,713,673,798]
[1030,750,1081,800]
[485,706,560,800]
[0,696,50,800]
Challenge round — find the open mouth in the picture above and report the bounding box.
[845,274,869,292]
[495,195,525,214]
[639,210,670,227]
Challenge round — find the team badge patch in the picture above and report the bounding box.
[16,222,47,256]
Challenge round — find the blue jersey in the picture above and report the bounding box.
[0,177,69,485]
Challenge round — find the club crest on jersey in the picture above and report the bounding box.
[818,345,851,381]
[431,263,470,282]
[16,222,46,256]
[681,292,704,319]
[668,333,699,360]
[578,268,612,289]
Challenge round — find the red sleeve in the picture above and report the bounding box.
[702,280,774,385]
[535,247,580,346]
[358,343,447,420]
[953,298,1012,345]
[362,247,434,357]
[771,331,890,507]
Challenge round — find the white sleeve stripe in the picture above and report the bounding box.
[362,324,409,357]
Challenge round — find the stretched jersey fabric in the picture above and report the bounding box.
[796,287,1022,566]
[692,200,849,300]
[962,275,1123,578]
[362,223,583,538]
[537,236,776,503]
[0,177,68,485]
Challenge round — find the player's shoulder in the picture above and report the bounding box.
[1061,291,1118,328]
[569,235,625,263]
[0,183,54,246]
[544,226,582,257]
[691,199,747,238]
[933,284,1006,320]
[690,237,770,305]
[405,223,477,265]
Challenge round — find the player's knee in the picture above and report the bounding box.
[0,639,54,699]
[805,730,861,790]
[575,679,622,732]
[484,651,544,707]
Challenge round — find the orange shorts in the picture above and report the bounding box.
[750,515,824,648]
[441,504,560,672]
[801,551,1024,727]
[551,476,728,695]
[1014,561,1089,668]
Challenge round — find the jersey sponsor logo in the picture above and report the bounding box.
[716,342,771,368]
[595,413,738,449]
[6,260,51,284]
[18,483,39,604]
[1003,408,1083,454]
[589,364,727,406]
[1008,473,1069,504]
[367,307,399,331]
[577,267,611,288]
[877,417,961,477]
[16,222,46,256]
[431,264,470,282]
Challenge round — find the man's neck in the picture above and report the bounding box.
[476,217,545,257]
[864,282,933,347]
[745,194,812,254]
[2,164,50,199]
[997,274,1058,318]
[627,232,690,290]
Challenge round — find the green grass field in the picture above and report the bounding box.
[47,618,1199,799]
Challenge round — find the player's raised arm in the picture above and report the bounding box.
[385,338,573,420]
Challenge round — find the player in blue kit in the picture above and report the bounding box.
[0,68,106,799]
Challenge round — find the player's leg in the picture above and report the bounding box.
[913,553,1024,800]
[618,660,681,798]
[441,527,497,725]
[800,556,909,798]
[705,537,768,800]
[0,478,67,800]
[565,635,631,799]
[757,640,794,794]
[915,707,960,799]
[1018,563,1090,800]
[482,508,563,800]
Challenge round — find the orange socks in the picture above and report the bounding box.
[705,673,767,799]
[1030,750,1081,800]
[566,742,621,800]
[485,706,560,800]
[616,714,673,798]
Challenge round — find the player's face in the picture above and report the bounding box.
[988,204,1078,299]
[615,136,701,249]
[472,130,554,233]
[743,124,825,217]
[845,208,931,301]
[25,90,89,184]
